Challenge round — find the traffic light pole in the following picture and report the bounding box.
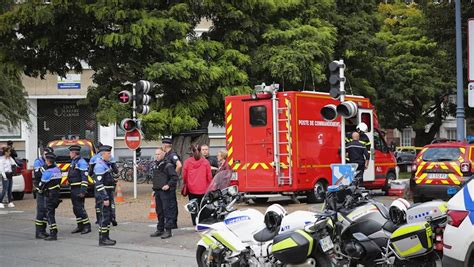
[132,85,138,199]
[455,0,465,141]
[339,60,346,164]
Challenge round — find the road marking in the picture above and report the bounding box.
[0,210,25,215]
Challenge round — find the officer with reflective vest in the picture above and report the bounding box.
[346,122,371,151]
[38,152,62,241]
[33,146,53,239]
[93,145,116,246]
[68,145,91,234]
[90,151,118,226]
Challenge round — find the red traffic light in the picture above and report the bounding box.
[118,90,132,104]
[120,118,138,132]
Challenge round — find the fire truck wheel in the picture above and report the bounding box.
[383,172,397,195]
[306,180,327,203]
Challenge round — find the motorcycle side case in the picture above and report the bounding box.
[406,201,447,224]
[272,230,314,265]
[279,211,317,233]
[390,222,433,259]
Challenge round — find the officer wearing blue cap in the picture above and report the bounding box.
[39,152,62,241]
[33,146,53,239]
[93,145,116,246]
[90,146,119,226]
[68,145,91,234]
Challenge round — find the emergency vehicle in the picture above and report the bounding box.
[47,139,97,194]
[442,178,474,266]
[411,141,474,202]
[225,84,398,203]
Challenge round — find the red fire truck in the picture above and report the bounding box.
[225,84,398,203]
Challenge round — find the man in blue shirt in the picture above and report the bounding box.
[33,146,53,239]
[39,152,62,241]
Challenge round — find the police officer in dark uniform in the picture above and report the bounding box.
[68,145,92,234]
[89,151,119,226]
[346,132,369,187]
[150,148,178,239]
[93,145,116,246]
[162,138,181,229]
[39,152,62,241]
[33,146,53,239]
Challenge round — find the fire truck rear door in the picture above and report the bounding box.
[358,109,375,182]
[244,101,275,188]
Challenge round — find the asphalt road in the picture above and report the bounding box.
[0,183,404,267]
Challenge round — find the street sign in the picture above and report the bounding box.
[469,19,474,82]
[57,74,81,89]
[118,90,132,104]
[469,83,474,107]
[125,129,142,150]
[330,163,358,186]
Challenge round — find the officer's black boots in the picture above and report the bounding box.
[161,229,172,239]
[150,230,164,237]
[105,232,116,244]
[71,224,83,234]
[99,233,116,246]
[44,230,58,241]
[81,223,91,234]
[35,225,49,239]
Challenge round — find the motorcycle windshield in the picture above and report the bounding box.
[205,170,233,194]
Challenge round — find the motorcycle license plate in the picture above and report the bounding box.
[319,236,334,252]
[427,173,448,179]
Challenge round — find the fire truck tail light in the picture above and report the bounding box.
[447,210,468,227]
[460,162,471,173]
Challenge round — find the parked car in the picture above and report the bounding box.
[442,178,474,267]
[11,162,25,200]
[394,146,422,164]
[410,141,473,202]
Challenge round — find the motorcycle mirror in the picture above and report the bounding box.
[227,186,239,196]
[184,200,198,214]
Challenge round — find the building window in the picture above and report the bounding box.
[0,117,21,139]
[249,105,267,127]
[446,128,456,140]
[401,128,412,146]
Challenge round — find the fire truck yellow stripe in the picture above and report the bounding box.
[449,174,461,185]
[228,158,234,166]
[226,103,232,113]
[233,163,240,170]
[242,163,250,170]
[228,135,233,143]
[426,163,435,170]
[228,147,233,157]
[251,163,259,170]
[416,173,427,184]
[425,180,433,184]
[440,163,449,170]
[450,162,462,176]
[226,113,232,124]
[458,156,464,163]
[56,141,64,146]
[226,124,232,134]
[460,148,466,154]
[441,180,449,184]
[415,162,427,176]
[261,163,269,170]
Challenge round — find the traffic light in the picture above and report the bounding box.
[135,80,152,115]
[135,147,142,158]
[328,60,345,99]
[118,90,132,104]
[120,118,138,132]
[321,104,338,121]
[336,101,358,119]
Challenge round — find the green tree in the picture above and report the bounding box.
[374,1,451,146]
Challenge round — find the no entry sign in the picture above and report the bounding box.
[125,129,142,150]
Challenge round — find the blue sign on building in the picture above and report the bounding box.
[57,74,81,89]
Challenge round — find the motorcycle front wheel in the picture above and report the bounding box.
[196,245,211,267]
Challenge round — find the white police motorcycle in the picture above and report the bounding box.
[185,170,318,267]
